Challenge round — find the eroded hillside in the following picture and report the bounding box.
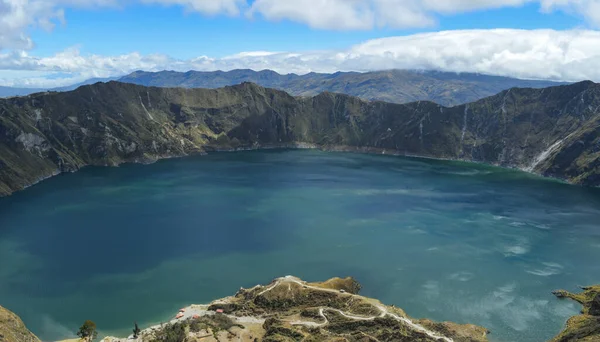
[0,306,40,342]
[1,81,599,196]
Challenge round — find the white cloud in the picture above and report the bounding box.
[139,0,245,16]
[247,0,600,29]
[0,0,600,58]
[2,0,600,88]
[4,29,600,87]
[0,0,241,51]
[247,0,537,29]
[540,0,600,25]
[247,0,383,30]
[0,0,121,50]
[1,0,600,52]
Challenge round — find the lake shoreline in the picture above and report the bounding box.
[1,142,572,198]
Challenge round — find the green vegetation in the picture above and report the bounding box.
[552,285,600,342]
[208,313,242,331]
[309,277,362,294]
[133,322,141,339]
[207,276,489,342]
[150,322,186,342]
[77,320,98,342]
[2,80,600,197]
[89,276,490,341]
[150,314,243,342]
[262,318,305,342]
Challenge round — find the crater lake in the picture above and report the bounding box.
[1,150,599,342]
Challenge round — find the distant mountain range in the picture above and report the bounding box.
[0,86,45,98]
[1,69,565,106]
[1,80,599,196]
[120,69,566,106]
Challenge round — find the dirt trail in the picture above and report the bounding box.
[113,276,455,342]
[272,276,453,342]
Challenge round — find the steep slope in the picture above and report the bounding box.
[551,286,600,342]
[0,80,599,196]
[0,306,40,342]
[119,69,564,106]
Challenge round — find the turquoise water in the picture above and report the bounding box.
[1,150,599,342]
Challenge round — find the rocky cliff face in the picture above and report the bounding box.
[0,306,40,342]
[1,81,599,196]
[552,286,600,342]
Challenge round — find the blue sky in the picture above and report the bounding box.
[3,0,600,87]
[30,3,582,59]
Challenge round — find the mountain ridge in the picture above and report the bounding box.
[0,80,599,196]
[0,69,565,106]
[118,69,566,106]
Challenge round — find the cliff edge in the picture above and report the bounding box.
[0,306,40,342]
[551,285,600,342]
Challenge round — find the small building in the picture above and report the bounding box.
[216,309,224,314]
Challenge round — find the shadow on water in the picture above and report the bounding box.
[0,151,322,292]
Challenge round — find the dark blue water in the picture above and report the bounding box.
[1,150,599,341]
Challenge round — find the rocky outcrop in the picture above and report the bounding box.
[102,276,489,342]
[1,80,600,196]
[551,286,600,342]
[0,306,40,342]
[2,279,598,341]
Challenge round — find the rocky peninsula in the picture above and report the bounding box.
[3,276,600,341]
[551,285,600,342]
[99,276,490,342]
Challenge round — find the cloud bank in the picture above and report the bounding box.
[3,0,600,51]
[3,0,600,87]
[3,29,600,87]
[246,0,600,30]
